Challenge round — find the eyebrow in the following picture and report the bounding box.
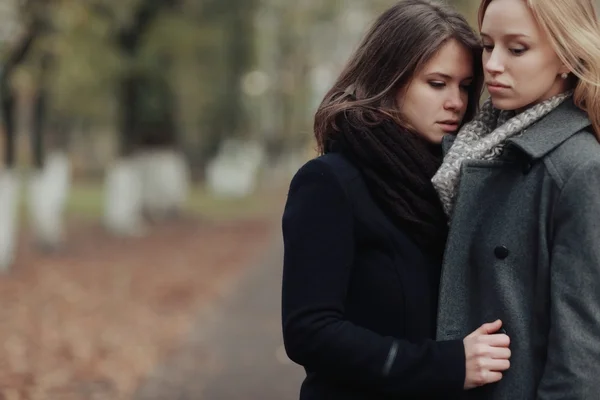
[480,32,531,39]
[425,72,474,81]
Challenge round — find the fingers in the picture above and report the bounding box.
[468,369,505,388]
[485,359,511,372]
[479,333,511,347]
[476,319,502,335]
[468,359,509,388]
[467,320,502,338]
[488,346,511,360]
[481,371,503,385]
[463,321,512,390]
[470,342,511,360]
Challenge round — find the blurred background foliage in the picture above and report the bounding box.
[0,0,484,179]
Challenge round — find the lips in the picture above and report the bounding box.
[487,81,510,89]
[437,121,460,132]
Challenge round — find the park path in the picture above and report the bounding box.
[134,234,304,400]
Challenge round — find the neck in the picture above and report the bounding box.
[516,91,571,115]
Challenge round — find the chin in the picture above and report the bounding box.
[490,96,526,111]
[423,131,446,144]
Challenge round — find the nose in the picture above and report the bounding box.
[484,48,504,75]
[444,87,465,113]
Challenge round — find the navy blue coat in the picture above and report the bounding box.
[281,153,465,400]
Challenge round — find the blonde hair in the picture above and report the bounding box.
[479,0,600,139]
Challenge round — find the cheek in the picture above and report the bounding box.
[514,65,554,95]
[481,52,489,66]
[512,55,558,82]
[414,91,437,111]
[516,62,540,79]
[405,85,436,115]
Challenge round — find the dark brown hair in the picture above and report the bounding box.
[314,0,483,153]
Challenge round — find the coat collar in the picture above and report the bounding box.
[441,98,592,159]
[506,98,592,159]
[441,134,456,156]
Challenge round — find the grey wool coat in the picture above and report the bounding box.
[437,98,600,400]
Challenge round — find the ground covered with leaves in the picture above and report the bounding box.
[0,214,275,400]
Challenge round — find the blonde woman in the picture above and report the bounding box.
[432,0,600,398]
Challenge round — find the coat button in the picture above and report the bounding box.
[494,246,510,259]
[522,162,533,174]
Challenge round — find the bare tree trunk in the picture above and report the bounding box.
[27,65,72,252]
[0,69,19,272]
[0,21,39,271]
[105,0,187,235]
[0,90,18,270]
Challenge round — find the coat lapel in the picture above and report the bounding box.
[507,98,592,159]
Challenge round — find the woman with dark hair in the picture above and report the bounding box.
[281,1,511,399]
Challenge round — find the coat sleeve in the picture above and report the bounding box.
[281,158,465,396]
[537,159,600,399]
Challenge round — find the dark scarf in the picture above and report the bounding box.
[326,114,449,260]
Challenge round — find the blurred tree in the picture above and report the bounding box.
[0,0,49,169]
[76,0,183,156]
[1,28,35,169]
[450,0,480,24]
[188,0,259,171]
[254,0,340,160]
[0,2,38,269]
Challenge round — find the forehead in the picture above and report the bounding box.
[481,0,539,37]
[420,39,473,78]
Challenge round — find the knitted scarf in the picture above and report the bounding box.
[432,92,572,217]
[327,115,449,260]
